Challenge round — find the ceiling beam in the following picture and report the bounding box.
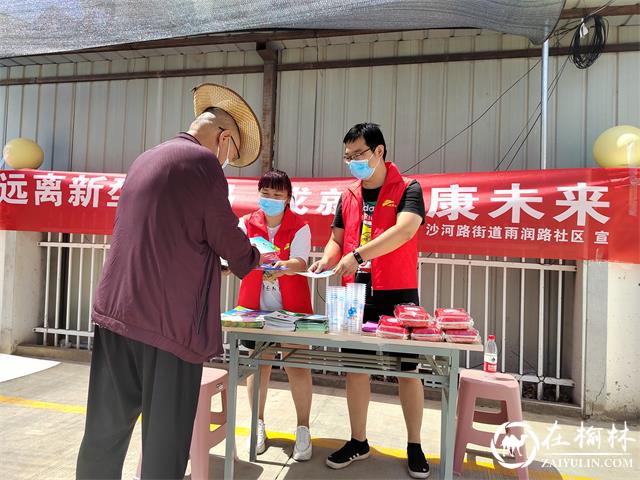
[2,42,637,87]
[276,42,639,72]
[560,4,639,19]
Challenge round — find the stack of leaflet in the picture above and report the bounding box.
[249,236,281,263]
[295,314,329,333]
[264,310,305,331]
[221,307,268,328]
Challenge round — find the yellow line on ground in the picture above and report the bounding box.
[0,395,87,414]
[0,395,596,480]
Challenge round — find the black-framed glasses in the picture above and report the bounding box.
[343,148,372,163]
[218,127,240,162]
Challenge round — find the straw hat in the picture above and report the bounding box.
[192,83,262,168]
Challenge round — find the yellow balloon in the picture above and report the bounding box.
[593,125,640,168]
[2,137,44,169]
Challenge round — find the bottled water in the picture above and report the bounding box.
[484,334,498,373]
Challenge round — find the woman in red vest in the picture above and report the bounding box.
[236,169,314,461]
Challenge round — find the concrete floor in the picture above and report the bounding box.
[0,356,638,480]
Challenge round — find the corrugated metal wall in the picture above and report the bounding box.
[276,27,640,177]
[0,51,265,177]
[1,26,638,177]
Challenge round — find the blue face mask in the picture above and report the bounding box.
[259,197,286,217]
[348,155,378,180]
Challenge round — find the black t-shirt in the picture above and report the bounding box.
[331,180,425,318]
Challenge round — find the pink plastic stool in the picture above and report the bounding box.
[135,367,233,480]
[453,370,528,479]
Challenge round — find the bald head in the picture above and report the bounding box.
[192,107,237,130]
[187,107,241,163]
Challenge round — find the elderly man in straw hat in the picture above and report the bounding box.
[77,84,263,479]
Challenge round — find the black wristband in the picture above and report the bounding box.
[352,249,364,265]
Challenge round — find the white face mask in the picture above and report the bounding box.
[217,139,230,170]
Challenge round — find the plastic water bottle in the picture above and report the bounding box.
[484,334,498,373]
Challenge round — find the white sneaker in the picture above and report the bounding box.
[292,425,313,461]
[247,419,267,455]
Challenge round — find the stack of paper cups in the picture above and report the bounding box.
[345,283,367,334]
[325,286,346,333]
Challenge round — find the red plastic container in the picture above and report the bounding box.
[394,304,433,328]
[402,318,435,328]
[444,327,480,344]
[394,304,429,319]
[435,308,474,330]
[411,326,445,342]
[379,315,403,326]
[376,316,410,339]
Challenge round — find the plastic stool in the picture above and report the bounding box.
[453,369,528,479]
[135,367,233,480]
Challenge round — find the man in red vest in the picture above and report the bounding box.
[309,123,429,478]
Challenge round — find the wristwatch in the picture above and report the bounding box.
[352,249,365,265]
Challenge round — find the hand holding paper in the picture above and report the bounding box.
[296,269,336,279]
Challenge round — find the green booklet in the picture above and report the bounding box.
[249,237,280,254]
[295,323,328,333]
[295,314,329,333]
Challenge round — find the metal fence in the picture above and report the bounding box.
[35,233,580,404]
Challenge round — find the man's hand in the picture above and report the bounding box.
[267,260,289,279]
[333,252,359,278]
[308,257,335,273]
[259,253,270,266]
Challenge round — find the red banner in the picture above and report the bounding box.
[1,168,638,263]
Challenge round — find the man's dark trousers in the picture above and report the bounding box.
[76,326,203,479]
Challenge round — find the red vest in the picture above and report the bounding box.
[341,162,419,290]
[237,208,313,314]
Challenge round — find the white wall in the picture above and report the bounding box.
[0,231,45,353]
[584,261,640,420]
[604,263,640,418]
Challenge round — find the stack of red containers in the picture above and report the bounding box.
[375,304,445,342]
[434,308,480,344]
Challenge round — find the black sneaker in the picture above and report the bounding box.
[407,443,430,478]
[326,439,370,469]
